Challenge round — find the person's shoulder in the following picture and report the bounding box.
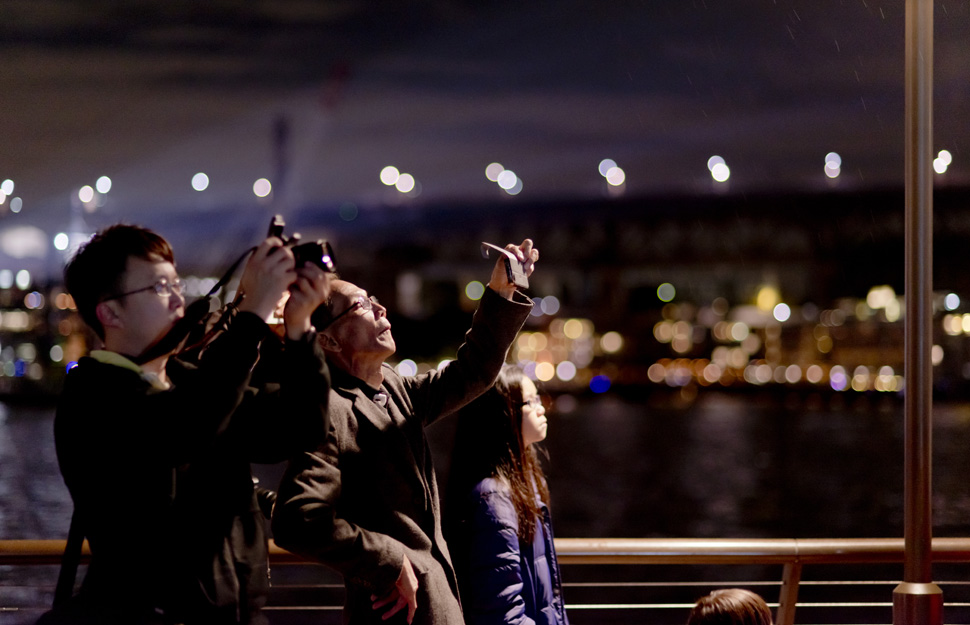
[472,476,510,496]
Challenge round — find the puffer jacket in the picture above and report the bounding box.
[451,477,568,625]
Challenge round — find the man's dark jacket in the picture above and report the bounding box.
[54,312,330,624]
[272,288,532,624]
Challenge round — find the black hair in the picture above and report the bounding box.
[63,224,175,339]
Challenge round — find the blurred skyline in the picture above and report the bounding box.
[2,1,969,271]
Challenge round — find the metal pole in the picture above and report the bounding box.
[893,0,943,623]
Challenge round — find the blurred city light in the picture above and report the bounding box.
[589,375,611,393]
[944,292,961,311]
[605,166,626,186]
[253,178,272,198]
[53,233,69,251]
[657,282,676,302]
[773,303,791,322]
[380,166,400,185]
[396,359,418,376]
[78,186,95,204]
[95,176,112,194]
[395,173,416,193]
[191,172,209,191]
[15,270,30,290]
[485,163,504,182]
[465,280,485,300]
[598,159,617,176]
[9,197,22,213]
[497,170,518,190]
[0,179,13,195]
[934,149,952,174]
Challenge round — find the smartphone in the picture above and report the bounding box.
[481,242,529,289]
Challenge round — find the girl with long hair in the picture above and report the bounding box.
[445,365,568,625]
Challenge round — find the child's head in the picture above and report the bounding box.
[687,588,772,625]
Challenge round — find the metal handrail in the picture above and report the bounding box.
[4,537,970,624]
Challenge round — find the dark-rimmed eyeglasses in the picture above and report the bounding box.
[320,294,380,330]
[102,277,184,302]
[521,396,543,409]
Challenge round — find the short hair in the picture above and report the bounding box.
[64,224,175,339]
[687,589,773,625]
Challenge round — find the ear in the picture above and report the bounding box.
[316,330,341,353]
[95,300,124,331]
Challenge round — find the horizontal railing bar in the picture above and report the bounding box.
[5,537,970,566]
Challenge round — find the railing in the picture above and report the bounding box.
[4,537,970,624]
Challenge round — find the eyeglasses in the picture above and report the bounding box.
[102,277,184,302]
[521,396,543,409]
[320,294,380,329]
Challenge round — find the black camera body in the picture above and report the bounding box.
[268,215,336,273]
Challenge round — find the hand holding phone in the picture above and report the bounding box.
[481,242,529,289]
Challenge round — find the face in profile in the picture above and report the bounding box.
[107,256,185,352]
[519,376,547,446]
[322,280,396,361]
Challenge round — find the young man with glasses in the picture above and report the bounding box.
[272,239,538,625]
[54,224,332,624]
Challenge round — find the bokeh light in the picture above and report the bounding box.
[191,172,209,191]
[95,176,112,194]
[381,166,400,185]
[253,178,272,198]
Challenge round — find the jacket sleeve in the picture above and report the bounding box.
[224,329,331,463]
[464,488,535,625]
[403,287,532,428]
[271,443,405,596]
[133,310,270,465]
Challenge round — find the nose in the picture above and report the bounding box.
[372,300,387,318]
[171,289,186,310]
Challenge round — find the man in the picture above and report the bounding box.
[55,224,332,624]
[272,240,538,624]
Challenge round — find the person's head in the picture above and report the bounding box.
[64,225,184,351]
[448,365,550,542]
[687,589,773,625]
[312,279,394,374]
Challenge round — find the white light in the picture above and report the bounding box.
[556,361,577,381]
[505,177,523,196]
[15,270,30,290]
[253,178,272,198]
[605,166,626,186]
[932,344,944,366]
[540,296,560,315]
[485,163,505,182]
[396,359,418,377]
[934,158,948,174]
[773,303,791,322]
[0,270,12,289]
[78,186,95,204]
[380,166,400,186]
[598,159,617,177]
[944,293,961,311]
[465,281,485,300]
[191,172,209,191]
[53,233,69,251]
[710,162,730,182]
[707,155,725,171]
[825,152,842,168]
[0,179,13,195]
[824,164,841,178]
[497,170,518,190]
[939,150,953,166]
[9,197,21,213]
[49,345,64,363]
[0,191,5,205]
[95,176,112,194]
[395,173,415,193]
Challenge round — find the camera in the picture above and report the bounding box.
[267,215,336,273]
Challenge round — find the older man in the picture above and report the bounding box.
[272,240,537,624]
